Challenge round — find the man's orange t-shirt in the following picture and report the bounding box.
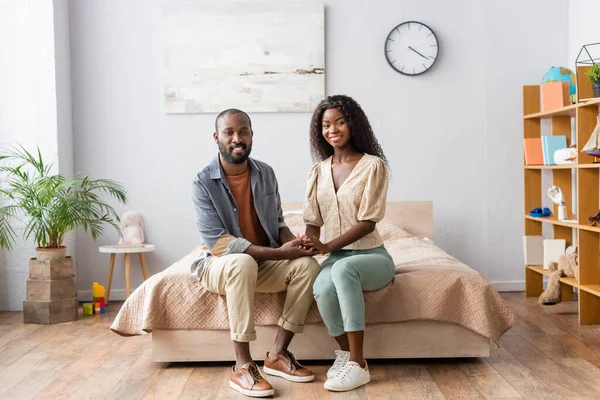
[226,168,271,247]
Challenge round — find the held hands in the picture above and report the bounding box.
[279,238,318,259]
[277,235,331,259]
[299,234,331,255]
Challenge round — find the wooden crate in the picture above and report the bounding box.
[29,257,73,280]
[26,276,76,301]
[23,297,78,324]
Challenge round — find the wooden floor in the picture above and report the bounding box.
[1,292,600,399]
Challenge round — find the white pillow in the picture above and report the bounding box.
[282,209,303,216]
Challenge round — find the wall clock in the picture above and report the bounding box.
[384,21,439,76]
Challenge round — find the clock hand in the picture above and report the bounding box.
[408,46,428,60]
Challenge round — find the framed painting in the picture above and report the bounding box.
[164,2,325,113]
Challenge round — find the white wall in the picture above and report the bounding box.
[569,0,600,69]
[53,0,76,268]
[0,0,64,310]
[68,0,569,299]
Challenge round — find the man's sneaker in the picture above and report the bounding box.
[229,362,274,397]
[324,360,370,392]
[263,350,315,382]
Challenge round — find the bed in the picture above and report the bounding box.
[111,201,515,362]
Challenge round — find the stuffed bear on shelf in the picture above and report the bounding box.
[538,250,578,306]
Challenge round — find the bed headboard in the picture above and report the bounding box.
[282,201,433,239]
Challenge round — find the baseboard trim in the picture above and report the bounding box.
[78,289,127,302]
[491,281,525,292]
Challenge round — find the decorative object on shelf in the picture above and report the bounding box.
[118,211,145,247]
[529,207,552,218]
[163,3,324,113]
[541,66,576,106]
[581,115,600,162]
[553,145,577,164]
[575,42,600,102]
[547,185,568,221]
[588,210,600,226]
[384,21,439,76]
[0,144,128,324]
[587,62,600,98]
[539,251,579,305]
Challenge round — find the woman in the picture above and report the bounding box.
[302,95,394,392]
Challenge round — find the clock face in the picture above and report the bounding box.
[384,21,439,76]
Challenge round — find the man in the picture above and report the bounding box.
[191,108,320,398]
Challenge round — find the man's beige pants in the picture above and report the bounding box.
[200,254,320,342]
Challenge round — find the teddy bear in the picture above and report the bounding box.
[538,251,578,306]
[118,211,145,246]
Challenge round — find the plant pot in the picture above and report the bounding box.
[35,246,67,261]
[593,83,600,98]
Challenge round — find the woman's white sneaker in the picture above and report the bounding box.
[324,360,370,392]
[327,350,351,379]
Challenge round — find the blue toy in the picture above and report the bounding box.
[529,207,552,218]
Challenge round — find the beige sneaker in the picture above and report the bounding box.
[229,362,274,397]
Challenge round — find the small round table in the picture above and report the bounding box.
[98,244,155,302]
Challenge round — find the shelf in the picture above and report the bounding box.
[524,104,577,119]
[526,267,600,298]
[526,265,579,288]
[524,164,600,169]
[580,284,600,297]
[578,97,600,109]
[579,224,600,233]
[524,214,578,229]
[523,97,600,120]
[524,164,575,169]
[524,214,600,233]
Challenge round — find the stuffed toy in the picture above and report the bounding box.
[588,210,600,226]
[539,251,578,305]
[118,211,145,246]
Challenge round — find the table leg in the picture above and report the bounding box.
[125,253,131,298]
[138,253,149,280]
[106,253,116,304]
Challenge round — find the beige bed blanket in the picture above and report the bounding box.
[110,219,515,343]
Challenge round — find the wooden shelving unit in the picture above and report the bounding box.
[523,86,600,325]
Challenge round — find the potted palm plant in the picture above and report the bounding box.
[0,144,127,323]
[587,62,600,98]
[0,144,127,257]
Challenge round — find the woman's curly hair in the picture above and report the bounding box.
[309,95,387,163]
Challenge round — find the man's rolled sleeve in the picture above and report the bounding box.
[192,178,252,256]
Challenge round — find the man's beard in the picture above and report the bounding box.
[219,142,252,164]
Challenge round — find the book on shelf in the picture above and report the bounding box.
[523,235,544,265]
[543,238,566,270]
[523,138,544,165]
[541,135,567,165]
[541,81,569,111]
